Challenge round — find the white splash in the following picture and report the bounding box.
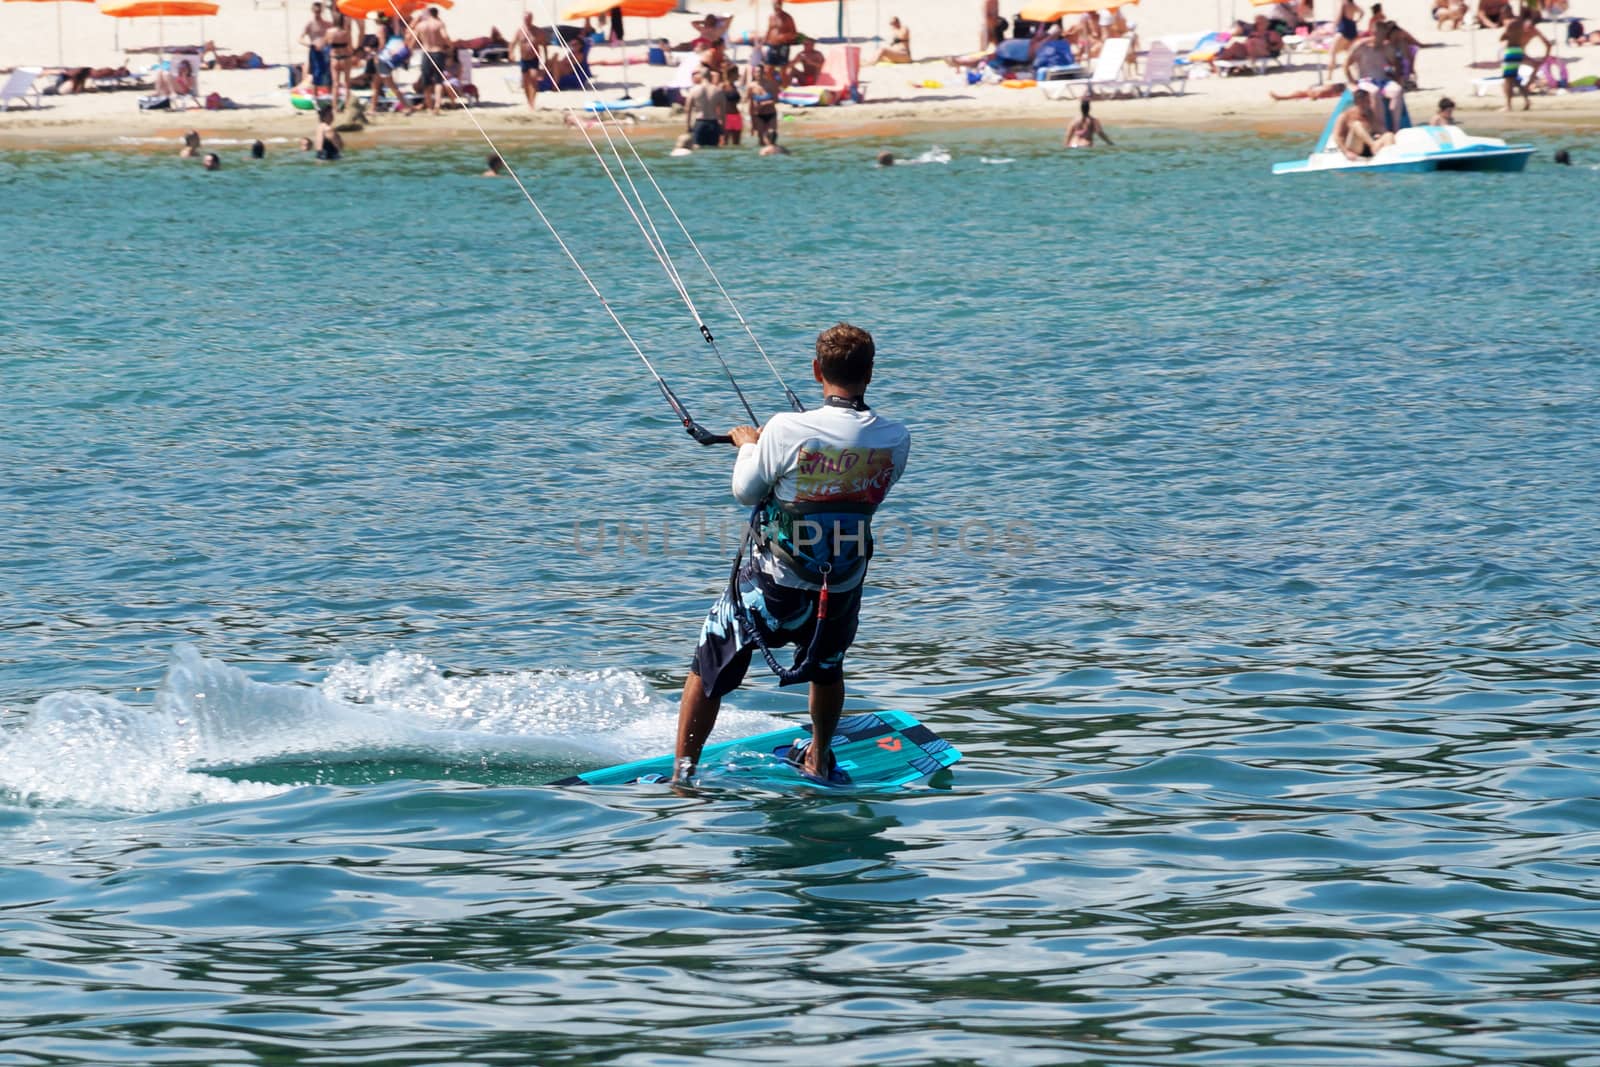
[0,645,782,812]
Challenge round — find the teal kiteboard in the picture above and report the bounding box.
[554,710,959,789]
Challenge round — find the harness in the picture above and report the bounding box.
[727,395,878,685]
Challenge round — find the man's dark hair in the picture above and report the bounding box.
[816,323,874,387]
[250,139,265,158]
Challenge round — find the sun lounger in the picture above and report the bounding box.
[1033,38,1082,83]
[1131,42,1187,96]
[1041,37,1131,100]
[1214,45,1287,77]
[669,49,699,90]
[814,44,861,102]
[782,45,862,106]
[0,67,43,110]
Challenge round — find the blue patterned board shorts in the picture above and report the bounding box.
[692,555,862,699]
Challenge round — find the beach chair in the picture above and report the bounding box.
[0,67,43,110]
[1041,37,1131,100]
[1132,42,1187,96]
[1033,38,1082,84]
[163,51,203,109]
[781,45,861,106]
[814,44,861,101]
[1214,39,1287,77]
[669,49,699,89]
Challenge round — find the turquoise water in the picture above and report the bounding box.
[4,126,1600,1063]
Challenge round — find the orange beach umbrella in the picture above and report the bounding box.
[100,0,215,14]
[5,0,94,68]
[335,0,449,18]
[564,0,675,18]
[1017,0,1121,20]
[100,0,217,83]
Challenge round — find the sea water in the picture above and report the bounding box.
[2,126,1599,1064]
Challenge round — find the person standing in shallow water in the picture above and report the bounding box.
[1064,99,1112,148]
[673,324,911,785]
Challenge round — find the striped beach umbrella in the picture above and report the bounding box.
[4,0,94,68]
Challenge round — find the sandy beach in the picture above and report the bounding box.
[4,0,1600,149]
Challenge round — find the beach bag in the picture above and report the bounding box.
[138,94,170,110]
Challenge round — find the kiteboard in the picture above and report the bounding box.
[554,710,959,789]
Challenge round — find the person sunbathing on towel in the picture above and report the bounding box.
[51,67,91,94]
[1333,88,1395,159]
[877,17,912,64]
[788,39,824,86]
[1271,80,1347,101]
[944,46,998,71]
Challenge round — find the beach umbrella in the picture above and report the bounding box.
[100,0,219,80]
[335,0,450,17]
[563,0,674,99]
[564,0,673,16]
[1017,0,1122,20]
[5,0,95,68]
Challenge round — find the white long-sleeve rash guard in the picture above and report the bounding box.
[730,402,911,591]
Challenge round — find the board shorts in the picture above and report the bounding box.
[520,57,541,72]
[420,51,448,87]
[723,111,743,132]
[308,46,331,87]
[692,117,722,147]
[764,43,790,66]
[692,554,863,700]
[1503,46,1524,79]
[1337,17,1358,40]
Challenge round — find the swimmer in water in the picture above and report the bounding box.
[1064,99,1113,149]
[877,150,894,166]
[179,130,201,158]
[482,153,505,176]
[250,139,265,158]
[202,152,220,171]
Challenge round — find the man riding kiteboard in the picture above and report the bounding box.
[673,323,911,784]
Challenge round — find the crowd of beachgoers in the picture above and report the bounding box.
[3,0,1598,160]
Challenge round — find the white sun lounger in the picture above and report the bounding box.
[1041,37,1131,100]
[1131,42,1186,97]
[0,67,43,110]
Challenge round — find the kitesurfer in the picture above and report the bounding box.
[673,323,911,784]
